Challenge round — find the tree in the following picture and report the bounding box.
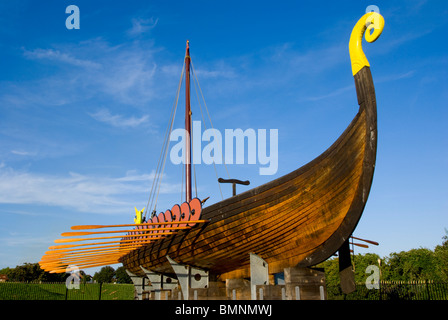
[93,266,115,283]
[115,266,132,284]
[0,263,67,282]
[11,263,41,282]
[82,271,93,283]
[316,252,382,287]
[316,257,339,288]
[383,248,440,281]
[37,268,68,282]
[352,253,382,283]
[434,230,448,282]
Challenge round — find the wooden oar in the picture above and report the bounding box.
[41,253,126,266]
[54,231,177,243]
[42,247,137,261]
[43,244,140,258]
[70,220,209,230]
[61,225,191,237]
[46,239,158,257]
[351,236,379,246]
[42,246,148,267]
[48,235,165,250]
[46,237,162,263]
[42,248,131,259]
[41,219,211,273]
[42,258,120,270]
[42,258,121,269]
[47,259,122,273]
[45,242,143,255]
[350,242,369,248]
[41,241,144,271]
[41,251,127,264]
[41,258,120,269]
[52,254,123,265]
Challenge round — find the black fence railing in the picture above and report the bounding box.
[327,280,448,300]
[0,282,134,300]
[2,281,447,300]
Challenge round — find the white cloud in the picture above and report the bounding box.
[10,150,36,156]
[0,166,179,215]
[89,108,149,128]
[192,61,237,79]
[23,48,102,69]
[10,38,163,108]
[265,42,347,76]
[1,233,52,247]
[376,70,415,83]
[305,84,354,102]
[128,17,158,36]
[304,70,415,101]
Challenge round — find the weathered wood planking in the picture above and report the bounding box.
[120,66,377,279]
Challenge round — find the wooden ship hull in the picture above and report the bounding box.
[39,13,384,281]
[120,11,385,279]
[120,65,378,279]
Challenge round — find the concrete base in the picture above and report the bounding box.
[170,281,228,300]
[126,270,150,300]
[226,278,251,300]
[283,267,327,300]
[167,267,326,300]
[252,267,327,300]
[254,284,286,300]
[127,261,327,300]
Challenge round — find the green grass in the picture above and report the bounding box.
[100,283,135,300]
[0,282,134,300]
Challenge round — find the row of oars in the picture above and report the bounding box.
[39,220,208,273]
[349,235,379,252]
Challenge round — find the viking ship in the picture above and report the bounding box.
[39,12,384,282]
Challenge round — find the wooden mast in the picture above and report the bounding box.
[185,40,192,202]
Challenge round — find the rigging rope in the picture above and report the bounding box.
[152,64,185,213]
[191,61,230,179]
[190,80,221,198]
[190,61,228,200]
[191,114,198,198]
[144,62,185,219]
[143,56,233,216]
[181,153,184,203]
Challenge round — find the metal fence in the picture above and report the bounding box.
[328,280,448,300]
[0,282,134,300]
[2,280,448,300]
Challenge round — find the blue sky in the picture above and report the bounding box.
[0,0,447,274]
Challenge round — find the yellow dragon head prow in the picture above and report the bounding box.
[349,11,385,76]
